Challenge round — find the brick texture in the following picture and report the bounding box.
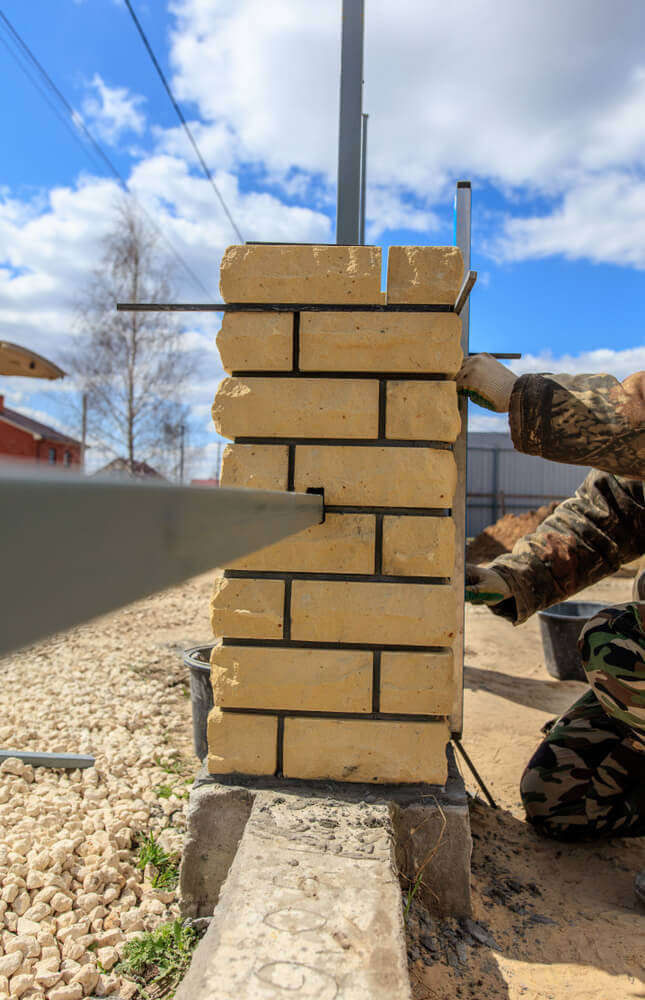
[211,577,284,639]
[208,710,277,776]
[282,717,450,784]
[219,244,382,304]
[294,445,456,508]
[211,645,372,713]
[216,311,293,372]
[290,580,457,646]
[219,444,289,490]
[228,513,375,573]
[213,377,379,440]
[208,243,464,785]
[300,311,463,374]
[379,651,454,715]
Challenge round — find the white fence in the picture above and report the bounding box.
[467,431,590,537]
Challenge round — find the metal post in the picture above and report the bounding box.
[336,0,364,245]
[359,112,368,245]
[451,180,472,737]
[179,422,185,484]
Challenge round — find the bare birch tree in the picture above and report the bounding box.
[67,198,194,477]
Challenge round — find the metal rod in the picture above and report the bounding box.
[454,269,477,315]
[450,181,472,738]
[116,303,454,313]
[336,0,364,245]
[359,112,368,245]
[0,466,323,657]
[452,737,498,810]
[0,750,95,770]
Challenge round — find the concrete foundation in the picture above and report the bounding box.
[177,746,471,998]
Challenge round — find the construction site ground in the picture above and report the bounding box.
[409,571,645,1000]
[2,568,643,999]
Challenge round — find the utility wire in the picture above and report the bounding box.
[0,8,215,301]
[123,0,244,244]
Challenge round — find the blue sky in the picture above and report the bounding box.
[1,0,645,475]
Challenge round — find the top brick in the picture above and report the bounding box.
[219,244,382,304]
[387,246,464,304]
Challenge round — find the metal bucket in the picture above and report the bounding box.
[537,601,606,681]
[183,644,215,761]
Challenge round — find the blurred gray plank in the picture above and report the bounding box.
[0,467,322,657]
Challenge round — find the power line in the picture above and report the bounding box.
[0,8,215,301]
[123,0,244,244]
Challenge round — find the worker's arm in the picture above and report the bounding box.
[484,470,645,624]
[458,355,645,480]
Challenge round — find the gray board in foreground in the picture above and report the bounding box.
[0,466,322,657]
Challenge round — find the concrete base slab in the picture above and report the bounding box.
[177,746,471,998]
[176,790,411,1000]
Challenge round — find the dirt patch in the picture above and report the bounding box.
[408,574,645,999]
[466,502,559,563]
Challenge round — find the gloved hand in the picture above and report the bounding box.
[465,564,511,605]
[456,353,518,412]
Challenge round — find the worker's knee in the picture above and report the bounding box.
[578,603,645,737]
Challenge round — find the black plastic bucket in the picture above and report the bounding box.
[183,644,215,761]
[537,601,607,681]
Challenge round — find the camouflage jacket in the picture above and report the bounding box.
[490,371,645,625]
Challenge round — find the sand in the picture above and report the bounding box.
[408,573,645,999]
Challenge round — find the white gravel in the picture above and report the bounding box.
[0,574,213,1000]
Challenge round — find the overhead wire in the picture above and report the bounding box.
[123,0,244,244]
[0,7,215,301]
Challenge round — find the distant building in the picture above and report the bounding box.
[0,394,82,467]
[190,478,219,487]
[94,458,165,480]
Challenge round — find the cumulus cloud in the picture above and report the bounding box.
[81,74,146,145]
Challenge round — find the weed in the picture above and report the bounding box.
[114,918,201,998]
[154,757,183,775]
[154,785,174,800]
[135,832,180,891]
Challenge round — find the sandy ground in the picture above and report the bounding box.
[409,574,645,1000]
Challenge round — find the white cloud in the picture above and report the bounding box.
[81,74,146,145]
[512,346,645,381]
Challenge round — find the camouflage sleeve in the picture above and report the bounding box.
[488,471,645,624]
[508,371,645,480]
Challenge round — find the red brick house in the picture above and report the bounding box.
[0,395,82,467]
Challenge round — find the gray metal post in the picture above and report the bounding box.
[451,181,472,737]
[336,0,364,245]
[359,112,368,245]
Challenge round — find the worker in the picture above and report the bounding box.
[456,353,645,904]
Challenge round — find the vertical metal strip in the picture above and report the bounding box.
[336,0,364,245]
[451,181,471,737]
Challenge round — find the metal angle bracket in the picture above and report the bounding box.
[454,270,477,316]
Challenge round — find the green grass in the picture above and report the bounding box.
[135,832,179,891]
[154,757,183,775]
[154,785,174,799]
[114,919,200,998]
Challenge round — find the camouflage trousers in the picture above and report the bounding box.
[521,603,645,841]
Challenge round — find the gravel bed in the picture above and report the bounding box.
[0,575,212,1000]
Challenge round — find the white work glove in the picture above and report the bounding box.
[465,564,511,605]
[456,353,518,412]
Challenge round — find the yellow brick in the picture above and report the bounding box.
[386,381,461,442]
[294,446,456,508]
[291,580,457,646]
[207,709,277,776]
[212,377,379,440]
[219,244,382,304]
[300,311,463,374]
[220,444,288,490]
[211,644,372,713]
[216,312,293,372]
[387,246,464,304]
[283,717,449,784]
[379,651,454,715]
[382,517,455,577]
[211,577,284,639]
[228,513,375,573]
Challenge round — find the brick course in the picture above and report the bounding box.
[207,243,463,785]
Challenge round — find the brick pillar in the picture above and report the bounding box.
[208,244,464,785]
